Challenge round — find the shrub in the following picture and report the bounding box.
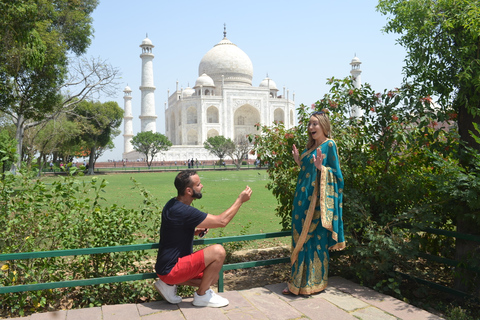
[0,131,17,175]
[0,172,161,317]
[250,76,471,300]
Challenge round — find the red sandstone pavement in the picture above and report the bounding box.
[5,277,444,320]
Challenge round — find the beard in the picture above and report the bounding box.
[192,189,203,199]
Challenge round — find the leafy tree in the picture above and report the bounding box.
[251,77,465,297]
[94,141,115,163]
[249,121,303,229]
[21,115,69,167]
[204,136,235,165]
[227,137,253,170]
[377,0,480,293]
[131,131,172,169]
[0,1,119,169]
[69,100,123,174]
[0,112,14,132]
[0,131,17,175]
[0,114,17,173]
[23,114,81,172]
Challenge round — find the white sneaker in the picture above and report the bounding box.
[154,279,182,304]
[192,289,229,308]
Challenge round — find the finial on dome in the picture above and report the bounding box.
[146,33,148,38]
[223,23,227,38]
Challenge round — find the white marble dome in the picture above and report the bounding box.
[259,77,278,90]
[141,37,153,46]
[123,85,132,92]
[194,73,215,88]
[198,37,253,87]
[351,56,361,64]
[182,86,195,97]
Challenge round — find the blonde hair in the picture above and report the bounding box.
[306,112,331,149]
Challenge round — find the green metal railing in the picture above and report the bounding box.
[0,231,291,294]
[2,227,479,298]
[416,227,480,274]
[396,226,480,299]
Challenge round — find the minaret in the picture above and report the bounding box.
[123,86,134,156]
[350,55,362,118]
[139,35,157,132]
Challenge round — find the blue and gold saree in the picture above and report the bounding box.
[288,139,345,295]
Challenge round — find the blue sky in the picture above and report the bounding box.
[85,0,406,161]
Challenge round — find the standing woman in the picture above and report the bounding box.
[284,110,346,295]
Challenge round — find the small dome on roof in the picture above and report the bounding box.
[182,87,195,97]
[123,85,132,92]
[194,73,215,88]
[259,77,278,91]
[350,56,361,65]
[140,37,153,47]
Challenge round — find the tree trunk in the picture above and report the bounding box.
[454,214,480,294]
[14,114,25,170]
[455,102,480,295]
[36,154,43,177]
[88,146,95,175]
[147,154,152,169]
[234,159,241,170]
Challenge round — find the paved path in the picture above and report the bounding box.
[8,277,444,320]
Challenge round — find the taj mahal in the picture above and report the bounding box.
[121,27,296,162]
[121,28,362,162]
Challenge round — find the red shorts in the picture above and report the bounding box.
[158,250,205,285]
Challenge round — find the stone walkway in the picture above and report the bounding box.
[7,277,444,320]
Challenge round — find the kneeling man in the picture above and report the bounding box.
[154,170,252,307]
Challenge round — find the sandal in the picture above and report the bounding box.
[282,287,292,295]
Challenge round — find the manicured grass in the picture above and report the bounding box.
[43,170,285,238]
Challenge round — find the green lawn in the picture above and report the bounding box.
[44,170,285,239]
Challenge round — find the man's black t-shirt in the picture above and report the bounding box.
[155,197,207,275]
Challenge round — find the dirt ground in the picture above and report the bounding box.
[2,247,292,318]
[222,246,291,291]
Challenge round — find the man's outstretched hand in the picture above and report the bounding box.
[239,186,252,203]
